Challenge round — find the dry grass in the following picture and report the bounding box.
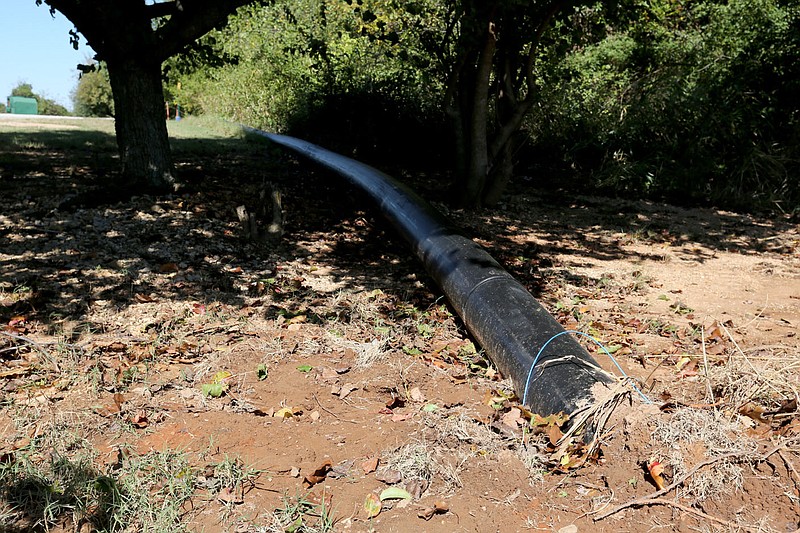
[709,346,800,410]
[651,407,758,501]
[380,439,463,495]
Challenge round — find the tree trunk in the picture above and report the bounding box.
[107,58,175,191]
[457,24,496,208]
[483,135,517,206]
[442,2,566,209]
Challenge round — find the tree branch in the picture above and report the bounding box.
[154,0,254,61]
[487,1,565,162]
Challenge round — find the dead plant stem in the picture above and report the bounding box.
[720,320,796,403]
[739,294,768,330]
[312,393,359,424]
[701,324,715,404]
[0,331,60,372]
[779,449,800,492]
[643,498,746,530]
[594,443,786,521]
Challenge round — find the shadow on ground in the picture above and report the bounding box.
[1,125,795,337]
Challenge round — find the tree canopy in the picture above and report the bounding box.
[57,0,800,211]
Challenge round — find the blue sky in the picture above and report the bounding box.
[1,1,96,111]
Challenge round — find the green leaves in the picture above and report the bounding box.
[201,370,232,397]
[201,382,225,398]
[379,487,412,501]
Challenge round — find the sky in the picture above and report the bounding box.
[0,1,96,111]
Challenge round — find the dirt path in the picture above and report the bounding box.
[1,124,799,532]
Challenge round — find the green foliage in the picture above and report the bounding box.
[172,0,449,165]
[73,64,115,117]
[531,0,800,211]
[11,83,36,98]
[167,0,799,212]
[36,98,70,116]
[0,102,6,113]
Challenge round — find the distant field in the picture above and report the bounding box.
[0,113,116,132]
[0,114,263,158]
[0,114,248,137]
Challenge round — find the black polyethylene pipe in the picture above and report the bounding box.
[254,131,614,417]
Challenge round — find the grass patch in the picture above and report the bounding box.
[0,429,197,532]
[261,491,336,533]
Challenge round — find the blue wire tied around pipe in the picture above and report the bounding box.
[522,330,653,406]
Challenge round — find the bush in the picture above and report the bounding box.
[529,0,800,211]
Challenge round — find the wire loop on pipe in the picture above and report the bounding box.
[522,330,653,406]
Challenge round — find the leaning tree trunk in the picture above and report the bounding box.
[107,57,175,191]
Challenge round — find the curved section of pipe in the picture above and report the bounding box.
[252,130,614,417]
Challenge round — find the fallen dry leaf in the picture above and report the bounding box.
[739,402,768,424]
[306,490,333,509]
[12,437,31,450]
[376,468,402,484]
[768,398,797,415]
[501,407,523,429]
[408,386,426,403]
[404,478,428,499]
[0,367,32,378]
[386,395,405,409]
[320,366,339,380]
[274,407,295,419]
[361,456,379,474]
[129,411,149,428]
[8,316,27,327]
[217,485,244,504]
[546,423,564,446]
[364,493,381,518]
[390,412,412,422]
[418,500,449,520]
[304,460,333,487]
[334,383,358,400]
[647,458,666,490]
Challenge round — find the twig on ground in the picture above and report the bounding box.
[642,356,668,390]
[738,294,768,330]
[312,393,359,424]
[701,324,715,404]
[720,321,786,400]
[0,331,61,372]
[593,443,787,521]
[779,449,800,493]
[642,498,744,530]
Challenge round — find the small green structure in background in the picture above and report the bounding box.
[6,96,38,115]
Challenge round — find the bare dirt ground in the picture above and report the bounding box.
[1,120,800,532]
